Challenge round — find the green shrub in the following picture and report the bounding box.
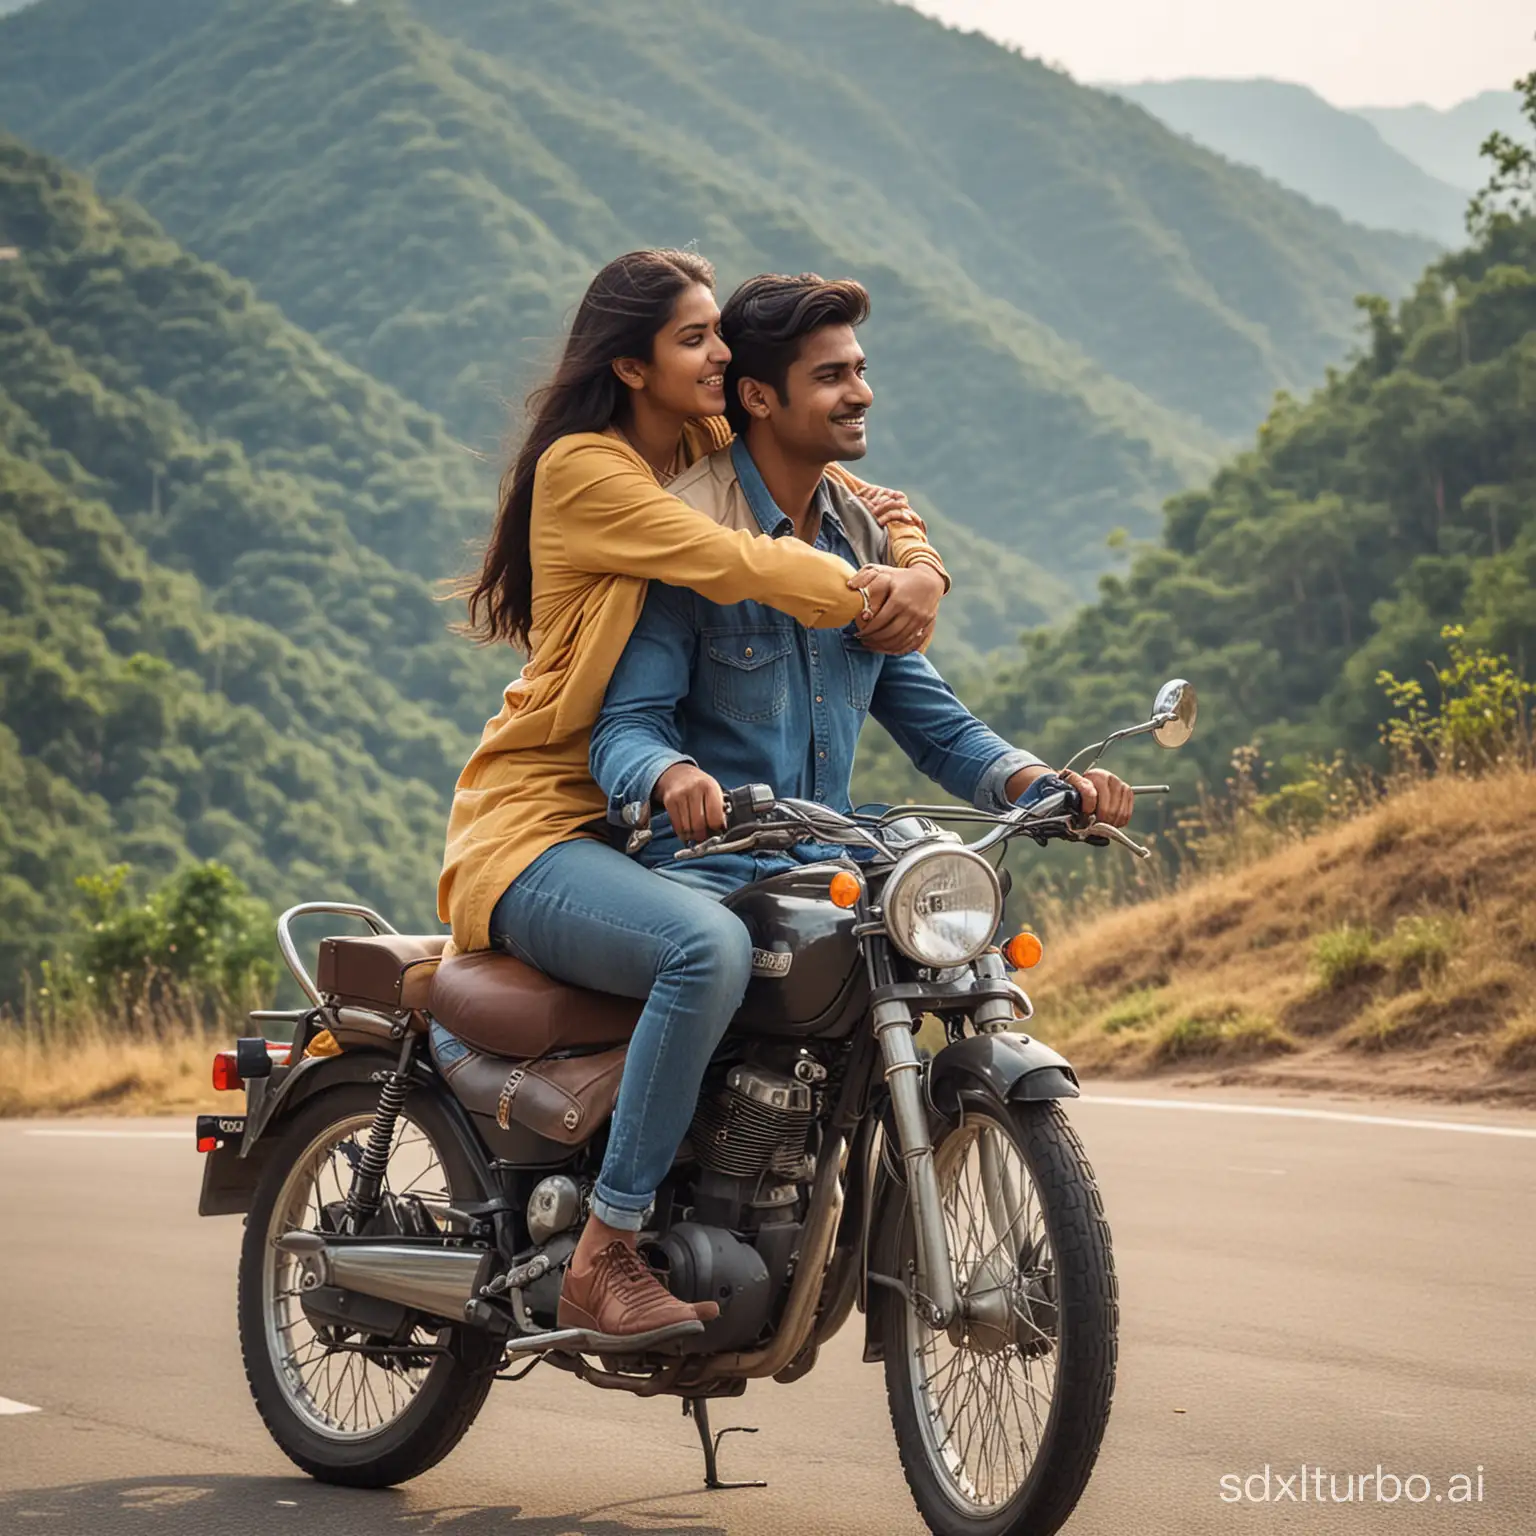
[1312,925,1381,990]
[1381,914,1457,985]
[73,862,275,1019]
[1100,988,1167,1034]
[1152,1007,1296,1064]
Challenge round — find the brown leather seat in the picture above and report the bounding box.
[317,934,448,1014]
[429,950,640,1060]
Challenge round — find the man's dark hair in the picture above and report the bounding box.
[720,273,870,436]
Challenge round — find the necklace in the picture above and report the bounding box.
[615,426,683,486]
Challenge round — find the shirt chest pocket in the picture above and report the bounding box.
[706,630,794,722]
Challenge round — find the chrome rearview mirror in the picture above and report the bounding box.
[1057,677,1201,778]
[1151,678,1197,749]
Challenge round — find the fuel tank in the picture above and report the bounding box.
[723,863,867,1038]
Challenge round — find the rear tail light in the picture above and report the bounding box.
[196,1135,218,1153]
[212,1040,290,1092]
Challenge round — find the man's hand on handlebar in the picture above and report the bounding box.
[653,762,728,845]
[848,563,945,654]
[1007,764,1136,828]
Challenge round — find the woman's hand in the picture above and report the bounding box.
[858,485,925,529]
[654,762,727,844]
[849,563,944,654]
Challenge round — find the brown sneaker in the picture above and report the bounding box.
[557,1239,719,1348]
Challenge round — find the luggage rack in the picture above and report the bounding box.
[276,901,398,1007]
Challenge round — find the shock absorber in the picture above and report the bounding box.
[345,1033,415,1229]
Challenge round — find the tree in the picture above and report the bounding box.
[1467,67,1536,236]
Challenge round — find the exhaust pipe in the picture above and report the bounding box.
[278,1231,493,1321]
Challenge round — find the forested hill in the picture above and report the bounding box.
[0,131,1067,996]
[0,0,1432,590]
[0,136,511,993]
[976,209,1536,796]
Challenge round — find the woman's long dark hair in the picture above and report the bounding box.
[461,248,716,649]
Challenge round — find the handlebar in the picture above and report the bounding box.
[690,780,1154,863]
[723,781,776,833]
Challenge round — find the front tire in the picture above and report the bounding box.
[878,1100,1117,1536]
[237,1082,499,1487]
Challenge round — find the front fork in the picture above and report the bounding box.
[873,996,958,1328]
[871,949,1020,1331]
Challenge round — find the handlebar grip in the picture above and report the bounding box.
[723,783,774,832]
[1016,773,1083,819]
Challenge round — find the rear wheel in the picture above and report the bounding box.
[237,1083,499,1486]
[879,1100,1117,1536]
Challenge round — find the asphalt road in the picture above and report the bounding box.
[1,1089,1533,1535]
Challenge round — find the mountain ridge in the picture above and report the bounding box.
[0,0,1436,593]
[1104,77,1468,243]
[1356,91,1526,192]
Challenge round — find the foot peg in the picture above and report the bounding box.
[494,1318,704,1357]
[685,1396,766,1490]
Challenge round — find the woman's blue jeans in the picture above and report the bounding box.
[487,838,753,1231]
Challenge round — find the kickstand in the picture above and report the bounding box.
[683,1396,767,1490]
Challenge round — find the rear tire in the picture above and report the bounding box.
[878,1100,1117,1536]
[237,1083,500,1487]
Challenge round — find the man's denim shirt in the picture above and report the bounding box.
[590,439,1041,893]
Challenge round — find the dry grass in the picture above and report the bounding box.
[0,1026,228,1116]
[1024,768,1536,1102]
[0,1013,231,1112]
[0,982,244,1117]
[1493,1013,1536,1072]
[11,770,1536,1114]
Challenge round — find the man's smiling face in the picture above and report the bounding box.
[765,323,873,464]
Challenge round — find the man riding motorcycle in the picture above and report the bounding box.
[567,271,1133,1333]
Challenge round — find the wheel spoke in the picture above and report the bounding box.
[903,1110,1068,1517]
[261,1107,454,1441]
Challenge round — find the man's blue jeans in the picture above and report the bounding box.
[487,838,754,1231]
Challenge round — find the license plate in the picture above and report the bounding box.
[195,1113,246,1149]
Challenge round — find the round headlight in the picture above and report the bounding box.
[883,846,1002,967]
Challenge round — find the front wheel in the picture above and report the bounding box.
[878,1100,1118,1536]
[237,1082,500,1487]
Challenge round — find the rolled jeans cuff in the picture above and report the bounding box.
[590,1184,653,1232]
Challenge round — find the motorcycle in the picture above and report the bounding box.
[195,680,1197,1536]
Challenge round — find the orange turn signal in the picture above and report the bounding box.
[1002,931,1044,970]
[211,1051,243,1092]
[828,871,863,909]
[304,1028,342,1059]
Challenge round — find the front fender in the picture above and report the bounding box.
[927,1031,1079,1118]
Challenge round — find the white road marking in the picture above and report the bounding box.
[22,1129,186,1140]
[0,1397,40,1415]
[1081,1094,1536,1140]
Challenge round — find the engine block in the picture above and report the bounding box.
[689,1063,812,1179]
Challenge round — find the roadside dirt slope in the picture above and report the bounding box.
[1026,770,1536,1105]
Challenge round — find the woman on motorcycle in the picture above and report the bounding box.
[441,248,947,1344]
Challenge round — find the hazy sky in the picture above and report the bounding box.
[903,0,1533,108]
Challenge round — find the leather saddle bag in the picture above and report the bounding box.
[495,1045,628,1146]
